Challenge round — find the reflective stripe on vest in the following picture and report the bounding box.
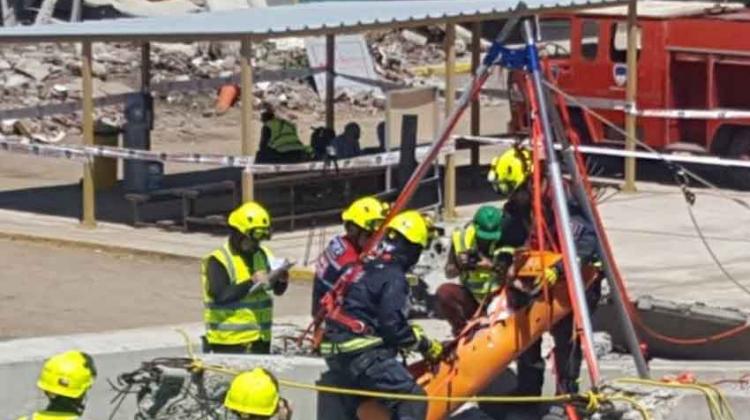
[319,336,384,356]
[266,118,309,154]
[202,243,273,345]
[452,225,504,301]
[19,412,79,420]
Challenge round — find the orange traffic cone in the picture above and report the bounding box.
[216,84,240,114]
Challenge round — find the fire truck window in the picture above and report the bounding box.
[539,18,571,58]
[610,22,641,63]
[581,20,600,60]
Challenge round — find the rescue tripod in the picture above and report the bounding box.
[307,12,652,420]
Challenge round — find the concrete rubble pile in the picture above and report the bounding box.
[0,26,475,141]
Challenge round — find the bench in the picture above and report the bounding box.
[125,180,237,229]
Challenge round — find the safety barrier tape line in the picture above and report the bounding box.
[0,135,454,173]
[566,97,750,120]
[627,107,750,120]
[457,134,750,169]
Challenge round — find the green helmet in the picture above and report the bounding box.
[472,205,503,241]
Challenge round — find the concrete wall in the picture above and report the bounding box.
[0,324,326,419]
[4,324,750,419]
[3,347,326,419]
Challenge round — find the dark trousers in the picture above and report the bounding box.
[516,280,602,395]
[202,338,271,355]
[435,283,479,336]
[324,348,427,420]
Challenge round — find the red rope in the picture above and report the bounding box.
[553,80,750,346]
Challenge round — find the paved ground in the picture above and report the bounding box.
[0,237,312,340]
[0,180,748,340]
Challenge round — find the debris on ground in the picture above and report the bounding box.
[0,24,496,142]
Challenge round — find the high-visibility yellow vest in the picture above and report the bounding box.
[266,118,310,154]
[451,225,512,301]
[17,412,79,420]
[201,242,274,345]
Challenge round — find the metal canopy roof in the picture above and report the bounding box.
[0,0,624,43]
[580,1,744,18]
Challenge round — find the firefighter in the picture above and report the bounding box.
[320,210,443,420]
[487,147,601,399]
[18,350,97,420]
[224,368,292,420]
[311,196,388,317]
[201,201,289,355]
[437,204,513,335]
[256,104,313,164]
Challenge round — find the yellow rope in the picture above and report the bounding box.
[607,394,653,420]
[613,378,736,420]
[173,329,653,415]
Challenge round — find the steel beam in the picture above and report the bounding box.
[81,41,96,228]
[443,23,457,219]
[623,0,639,192]
[326,34,335,130]
[241,38,255,202]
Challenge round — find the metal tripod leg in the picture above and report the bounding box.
[522,19,602,386]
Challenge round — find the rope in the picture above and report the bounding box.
[613,378,737,420]
[544,81,750,345]
[543,80,750,213]
[685,202,750,297]
[173,330,650,416]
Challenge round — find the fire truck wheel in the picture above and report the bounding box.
[728,129,750,190]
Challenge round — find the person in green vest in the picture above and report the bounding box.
[436,205,513,335]
[202,201,290,354]
[18,350,97,420]
[256,104,313,164]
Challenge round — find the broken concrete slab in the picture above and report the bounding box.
[14,59,51,82]
[594,295,750,360]
[84,0,202,17]
[4,74,30,89]
[401,29,428,46]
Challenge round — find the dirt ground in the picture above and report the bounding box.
[0,237,312,340]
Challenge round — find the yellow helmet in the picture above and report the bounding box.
[386,210,432,248]
[37,350,96,399]
[227,201,271,239]
[224,368,280,416]
[341,196,388,232]
[487,147,532,195]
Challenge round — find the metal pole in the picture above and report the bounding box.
[443,23,457,219]
[470,21,481,167]
[70,0,81,22]
[140,42,151,92]
[623,0,639,192]
[325,34,335,131]
[546,93,651,379]
[522,19,601,384]
[81,41,96,228]
[240,38,255,202]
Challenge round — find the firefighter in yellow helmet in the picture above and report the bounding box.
[224,368,292,420]
[320,210,442,420]
[488,147,602,404]
[311,196,389,316]
[202,201,290,354]
[18,350,97,420]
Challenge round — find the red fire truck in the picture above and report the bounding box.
[509,1,750,186]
